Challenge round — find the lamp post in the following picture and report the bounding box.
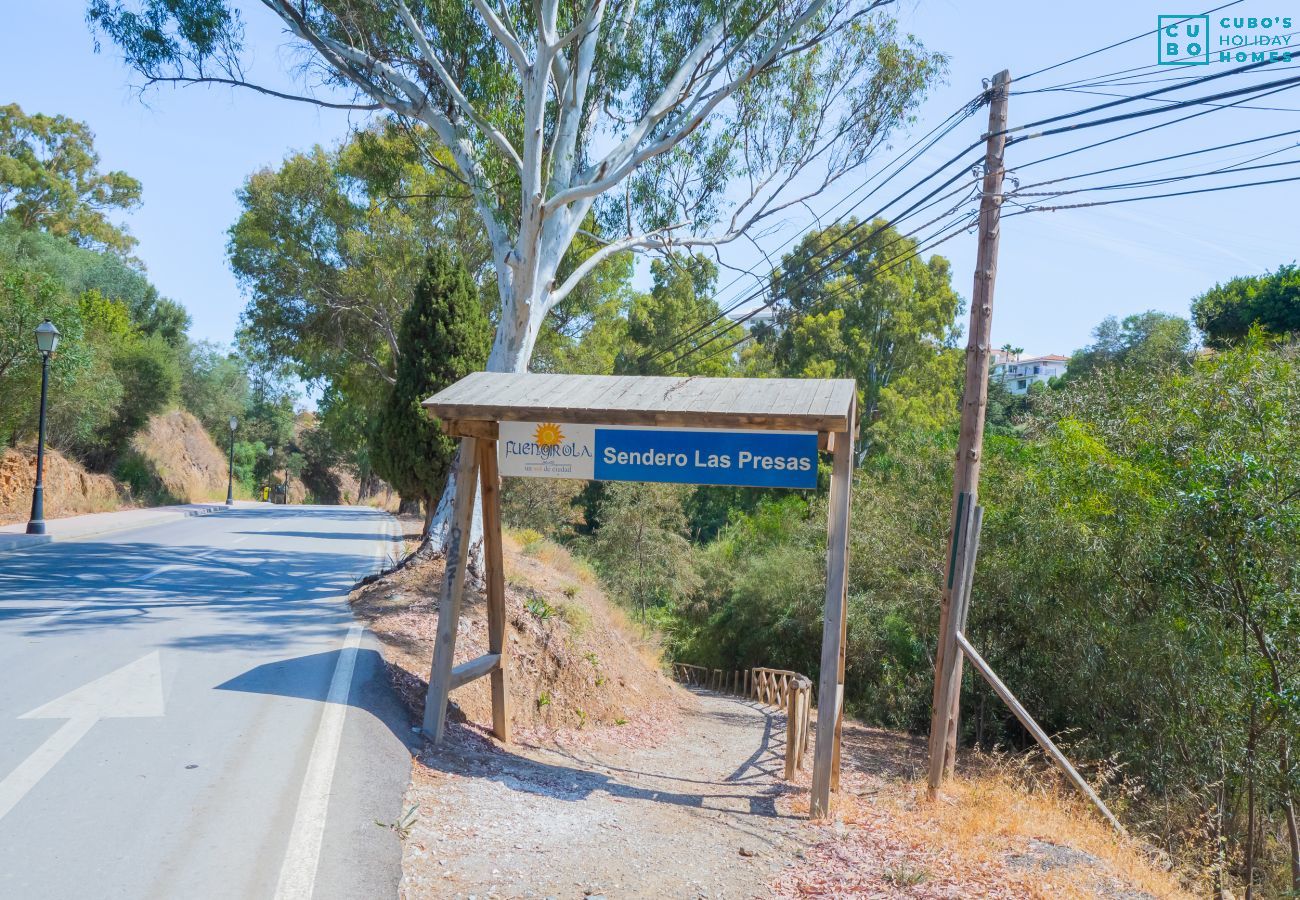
[226,416,238,505]
[265,446,274,502]
[26,319,60,535]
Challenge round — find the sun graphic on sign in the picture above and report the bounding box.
[533,422,565,447]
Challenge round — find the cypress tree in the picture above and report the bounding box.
[371,248,490,528]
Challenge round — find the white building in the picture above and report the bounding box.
[991,351,1069,395]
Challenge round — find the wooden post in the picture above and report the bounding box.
[928,495,976,791]
[784,683,800,781]
[478,439,511,743]
[423,438,481,744]
[928,68,1011,789]
[811,419,855,819]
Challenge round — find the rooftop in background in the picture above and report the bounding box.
[423,373,858,434]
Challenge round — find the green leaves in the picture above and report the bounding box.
[1192,264,1300,348]
[759,218,963,450]
[0,104,142,254]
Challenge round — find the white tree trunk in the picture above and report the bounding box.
[422,274,550,564]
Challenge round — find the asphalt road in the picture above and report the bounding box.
[0,504,412,899]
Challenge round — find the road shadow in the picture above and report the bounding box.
[0,506,399,652]
[216,647,419,752]
[397,668,799,822]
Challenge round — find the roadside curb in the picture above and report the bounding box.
[0,503,230,555]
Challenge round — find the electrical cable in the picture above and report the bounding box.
[632,96,987,368]
[1015,2,1245,83]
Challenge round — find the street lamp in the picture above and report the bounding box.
[26,319,60,535]
[226,416,238,505]
[265,446,274,503]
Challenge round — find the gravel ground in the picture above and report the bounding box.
[399,688,812,899]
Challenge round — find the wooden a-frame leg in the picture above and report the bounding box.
[811,422,854,819]
[422,438,480,744]
[478,439,511,743]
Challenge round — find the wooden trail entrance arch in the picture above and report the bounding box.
[420,372,857,818]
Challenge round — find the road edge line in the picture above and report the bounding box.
[273,623,364,900]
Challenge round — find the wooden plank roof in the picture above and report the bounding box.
[423,372,857,433]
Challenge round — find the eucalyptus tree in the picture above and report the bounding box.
[89,0,943,540]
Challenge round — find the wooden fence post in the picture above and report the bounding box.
[784,684,801,781]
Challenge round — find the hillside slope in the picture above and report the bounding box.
[350,526,683,742]
[126,409,229,503]
[0,447,126,525]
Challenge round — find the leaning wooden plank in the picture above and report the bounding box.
[423,438,482,744]
[479,439,511,743]
[956,631,1125,835]
[449,652,503,690]
[811,421,854,819]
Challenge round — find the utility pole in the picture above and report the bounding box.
[927,69,1011,794]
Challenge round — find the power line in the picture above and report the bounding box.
[639,124,989,368]
[1003,170,1300,215]
[1030,54,1300,92]
[1006,55,1300,139]
[677,98,981,329]
[655,176,981,366]
[1015,21,1297,94]
[671,216,976,371]
[1010,152,1300,201]
[1052,85,1300,113]
[1009,80,1300,172]
[1010,127,1300,191]
[1015,2,1245,83]
[1005,69,1300,146]
[634,93,987,367]
[666,201,981,371]
[666,73,1300,369]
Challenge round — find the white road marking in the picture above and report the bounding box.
[0,652,165,823]
[273,624,364,900]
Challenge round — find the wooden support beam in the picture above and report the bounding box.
[438,418,499,440]
[956,631,1124,834]
[422,438,480,744]
[811,420,855,819]
[449,652,503,690]
[478,439,511,743]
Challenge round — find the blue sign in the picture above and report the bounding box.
[593,428,818,489]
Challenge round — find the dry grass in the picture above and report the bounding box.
[772,722,1196,898]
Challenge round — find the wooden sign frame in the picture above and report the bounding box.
[419,373,857,819]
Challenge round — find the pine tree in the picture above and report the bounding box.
[371,249,490,528]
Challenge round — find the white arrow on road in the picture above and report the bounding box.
[0,651,165,823]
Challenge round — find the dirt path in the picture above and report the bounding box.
[400,688,812,899]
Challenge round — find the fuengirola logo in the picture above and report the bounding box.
[533,422,564,447]
[1159,13,1295,64]
[504,422,593,460]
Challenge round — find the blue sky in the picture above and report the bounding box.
[3,1,1296,361]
